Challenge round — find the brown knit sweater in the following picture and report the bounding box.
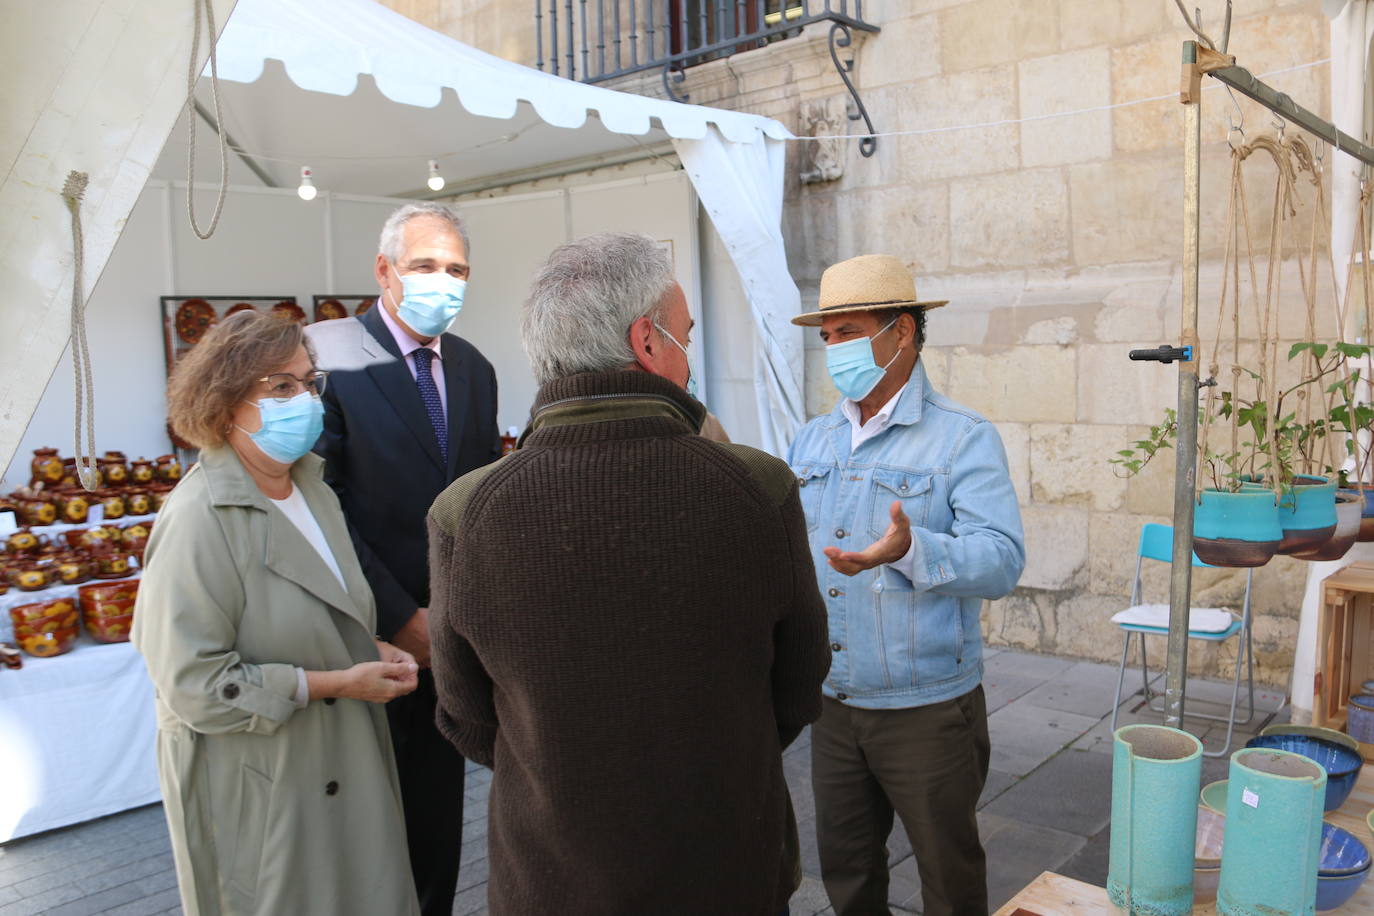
[427,369,830,915]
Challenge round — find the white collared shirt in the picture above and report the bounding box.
[840,383,908,454]
[377,297,447,414]
[839,382,917,581]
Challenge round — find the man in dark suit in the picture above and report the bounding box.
[306,202,500,916]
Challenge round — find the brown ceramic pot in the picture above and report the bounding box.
[94,552,135,579]
[52,553,96,585]
[5,528,46,555]
[100,451,130,486]
[54,490,91,525]
[15,495,57,527]
[7,561,54,592]
[119,522,151,559]
[155,454,182,482]
[97,489,125,521]
[10,598,79,658]
[78,580,139,616]
[130,457,155,485]
[58,457,102,490]
[124,489,151,516]
[29,448,64,488]
[63,526,115,553]
[148,483,175,512]
[86,612,134,644]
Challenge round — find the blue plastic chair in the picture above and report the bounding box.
[1110,523,1255,757]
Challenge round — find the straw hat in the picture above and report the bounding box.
[791,254,947,327]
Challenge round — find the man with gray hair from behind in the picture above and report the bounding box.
[427,232,831,915]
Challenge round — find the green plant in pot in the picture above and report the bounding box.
[1319,342,1374,545]
[1110,401,1283,568]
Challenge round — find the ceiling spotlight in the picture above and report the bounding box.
[297,166,317,201]
[427,159,446,192]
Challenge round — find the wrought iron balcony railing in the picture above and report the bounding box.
[534,1,878,103]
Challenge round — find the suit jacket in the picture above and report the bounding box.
[306,306,501,640]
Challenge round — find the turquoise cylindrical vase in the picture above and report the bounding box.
[1107,725,1204,915]
[1216,748,1325,916]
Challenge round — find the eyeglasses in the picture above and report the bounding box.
[257,371,329,401]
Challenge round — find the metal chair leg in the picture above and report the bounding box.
[1113,632,1132,733]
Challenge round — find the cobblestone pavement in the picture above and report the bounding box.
[0,648,1288,915]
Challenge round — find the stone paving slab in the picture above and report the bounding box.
[982,748,1113,836]
[980,812,1087,910]
[1016,660,1128,718]
[987,703,1100,776]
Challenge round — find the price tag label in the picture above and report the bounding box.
[1242,788,1259,809]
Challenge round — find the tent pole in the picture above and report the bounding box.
[1166,42,1209,730]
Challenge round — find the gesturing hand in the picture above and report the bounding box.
[822,500,912,577]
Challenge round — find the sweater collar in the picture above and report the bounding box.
[521,370,706,445]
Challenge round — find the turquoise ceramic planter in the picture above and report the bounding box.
[1277,477,1338,555]
[1193,488,1283,567]
[1217,748,1326,916]
[1108,725,1203,915]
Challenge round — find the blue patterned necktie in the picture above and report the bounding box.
[410,346,447,464]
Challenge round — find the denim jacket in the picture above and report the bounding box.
[786,361,1025,708]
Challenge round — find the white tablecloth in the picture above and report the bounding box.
[0,636,160,842]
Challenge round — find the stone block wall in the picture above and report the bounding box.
[382,0,1342,689]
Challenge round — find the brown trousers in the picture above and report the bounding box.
[811,686,991,916]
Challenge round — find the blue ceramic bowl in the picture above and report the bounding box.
[1317,862,1370,912]
[1320,822,1372,876]
[1244,734,1364,811]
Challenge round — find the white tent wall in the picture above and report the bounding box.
[0,0,238,475]
[4,168,715,489]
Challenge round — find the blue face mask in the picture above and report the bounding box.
[390,265,466,338]
[653,320,698,399]
[236,391,325,465]
[825,319,900,401]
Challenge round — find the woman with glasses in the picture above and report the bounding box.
[133,311,421,916]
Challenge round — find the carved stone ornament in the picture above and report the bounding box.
[799,97,845,185]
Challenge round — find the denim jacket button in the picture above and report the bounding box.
[834,528,846,538]
[798,477,807,487]
[827,587,840,597]
[831,642,843,652]
[836,693,848,701]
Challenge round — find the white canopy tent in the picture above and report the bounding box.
[2,0,805,471]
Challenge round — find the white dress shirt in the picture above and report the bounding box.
[839,383,918,582]
[378,296,447,415]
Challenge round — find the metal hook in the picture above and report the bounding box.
[1225,88,1244,135]
[1273,111,1287,139]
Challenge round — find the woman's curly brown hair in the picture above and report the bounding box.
[166,311,314,449]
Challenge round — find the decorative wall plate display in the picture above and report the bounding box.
[270,300,307,324]
[161,295,299,377]
[312,294,376,320]
[174,298,217,344]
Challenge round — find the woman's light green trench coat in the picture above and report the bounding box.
[132,447,420,916]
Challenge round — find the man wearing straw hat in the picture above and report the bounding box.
[787,254,1026,916]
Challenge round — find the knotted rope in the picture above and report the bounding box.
[61,171,99,492]
[186,0,229,240]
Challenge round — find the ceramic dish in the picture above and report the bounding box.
[1319,822,1371,876]
[1244,734,1364,811]
[1259,723,1361,754]
[1317,862,1370,912]
[1195,805,1225,868]
[1200,779,1228,815]
[174,298,217,344]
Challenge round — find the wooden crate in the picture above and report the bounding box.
[1314,563,1374,732]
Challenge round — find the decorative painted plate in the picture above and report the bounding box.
[355,297,375,316]
[270,300,306,324]
[225,302,257,316]
[315,298,348,322]
[174,298,217,344]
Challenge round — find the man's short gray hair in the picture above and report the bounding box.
[522,233,675,385]
[378,202,471,263]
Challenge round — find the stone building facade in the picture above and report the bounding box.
[383,0,1344,690]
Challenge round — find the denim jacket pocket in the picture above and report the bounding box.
[868,470,933,539]
[793,464,832,534]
